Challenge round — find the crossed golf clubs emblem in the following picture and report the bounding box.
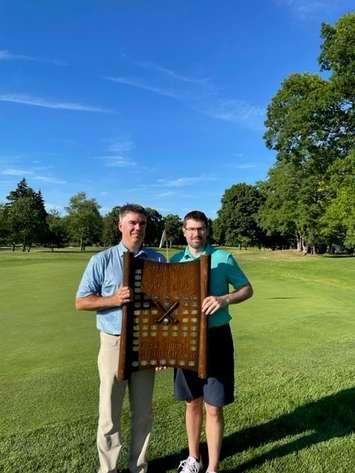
[152,299,180,325]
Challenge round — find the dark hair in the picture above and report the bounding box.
[183,210,208,228]
[119,203,147,221]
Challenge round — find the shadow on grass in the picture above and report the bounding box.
[148,387,355,473]
[322,254,354,258]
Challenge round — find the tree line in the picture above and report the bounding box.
[0,14,354,254]
[0,183,185,252]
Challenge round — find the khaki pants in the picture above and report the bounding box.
[97,331,155,473]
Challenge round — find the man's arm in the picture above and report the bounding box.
[75,286,132,311]
[202,283,253,316]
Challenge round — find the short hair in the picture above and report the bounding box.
[183,210,209,228]
[119,203,147,221]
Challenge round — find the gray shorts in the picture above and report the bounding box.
[174,324,235,407]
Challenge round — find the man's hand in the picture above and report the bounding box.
[112,286,133,306]
[202,295,226,315]
[76,286,133,311]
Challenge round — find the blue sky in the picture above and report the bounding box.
[0,0,353,218]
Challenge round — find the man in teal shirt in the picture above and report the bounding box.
[171,211,253,473]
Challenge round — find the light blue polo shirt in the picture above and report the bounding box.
[170,244,250,328]
[76,241,165,335]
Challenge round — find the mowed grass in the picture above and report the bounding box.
[0,248,354,473]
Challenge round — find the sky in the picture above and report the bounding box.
[0,0,353,218]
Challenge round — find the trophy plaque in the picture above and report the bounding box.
[117,252,210,380]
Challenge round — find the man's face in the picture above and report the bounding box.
[118,211,147,249]
[183,218,207,250]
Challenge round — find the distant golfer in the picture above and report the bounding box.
[75,204,165,473]
[171,210,253,473]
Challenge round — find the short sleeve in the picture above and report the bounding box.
[226,254,249,289]
[76,255,104,298]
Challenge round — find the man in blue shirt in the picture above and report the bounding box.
[76,204,165,473]
[171,211,253,473]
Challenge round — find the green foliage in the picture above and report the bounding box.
[0,203,10,244]
[65,192,103,251]
[258,162,300,242]
[214,183,264,247]
[261,13,355,252]
[46,209,69,250]
[102,206,121,247]
[145,207,164,246]
[319,13,355,101]
[163,214,183,246]
[4,178,49,251]
[320,152,355,248]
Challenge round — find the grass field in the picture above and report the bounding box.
[0,248,354,473]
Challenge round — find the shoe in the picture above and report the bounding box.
[177,456,203,473]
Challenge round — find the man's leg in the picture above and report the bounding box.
[204,403,224,472]
[97,332,126,473]
[128,369,155,473]
[185,397,203,459]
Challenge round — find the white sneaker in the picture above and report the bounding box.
[177,455,203,473]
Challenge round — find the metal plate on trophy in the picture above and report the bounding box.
[117,252,210,380]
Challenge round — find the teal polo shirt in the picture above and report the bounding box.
[170,244,250,328]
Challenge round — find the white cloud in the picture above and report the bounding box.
[106,139,136,154]
[1,167,66,184]
[157,175,215,188]
[136,61,210,86]
[105,64,264,130]
[2,168,33,176]
[95,155,137,168]
[0,94,112,113]
[0,49,67,65]
[104,76,184,100]
[226,163,258,169]
[202,99,265,125]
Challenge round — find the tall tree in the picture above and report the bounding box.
[319,13,355,103]
[213,183,264,248]
[0,204,10,245]
[65,192,103,251]
[144,208,164,247]
[262,13,355,252]
[163,214,183,247]
[46,209,69,251]
[257,162,301,249]
[320,151,355,249]
[102,206,121,247]
[5,179,49,251]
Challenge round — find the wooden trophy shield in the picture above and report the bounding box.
[117,252,210,380]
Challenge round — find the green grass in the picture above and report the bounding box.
[0,248,354,473]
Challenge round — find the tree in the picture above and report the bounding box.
[262,13,355,252]
[46,210,69,251]
[144,208,164,247]
[0,204,10,245]
[102,206,121,247]
[213,183,264,248]
[257,162,301,249]
[319,13,355,102]
[264,73,347,174]
[65,192,103,251]
[163,214,183,247]
[320,152,355,249]
[4,178,49,251]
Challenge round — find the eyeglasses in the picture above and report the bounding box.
[184,226,206,233]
